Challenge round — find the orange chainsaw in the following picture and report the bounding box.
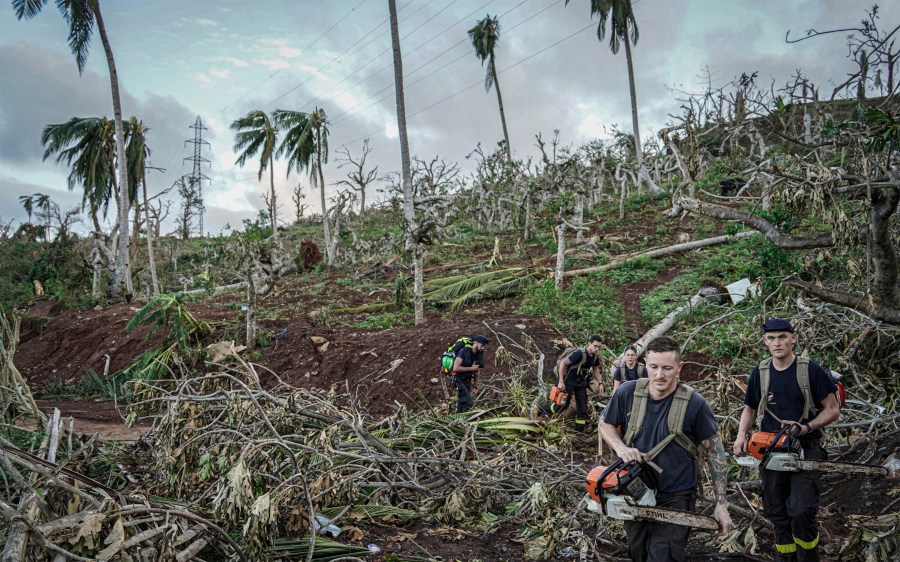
[735,427,890,477]
[585,460,720,530]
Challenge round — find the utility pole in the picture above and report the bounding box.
[183,116,210,237]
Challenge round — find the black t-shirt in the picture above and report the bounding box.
[565,349,600,378]
[614,364,647,382]
[603,380,719,493]
[744,355,836,439]
[455,347,480,377]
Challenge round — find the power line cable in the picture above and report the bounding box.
[331,0,558,125]
[296,0,466,113]
[341,19,596,147]
[263,0,428,109]
[218,0,368,115]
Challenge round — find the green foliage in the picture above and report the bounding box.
[864,107,900,154]
[0,236,89,310]
[41,370,118,400]
[598,255,664,286]
[519,277,623,342]
[117,294,214,391]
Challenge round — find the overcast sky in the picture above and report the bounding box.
[0,0,894,235]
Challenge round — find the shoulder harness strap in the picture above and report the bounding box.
[755,358,772,426]
[622,378,650,448]
[796,356,815,420]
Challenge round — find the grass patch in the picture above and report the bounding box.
[598,256,665,286]
[519,276,623,343]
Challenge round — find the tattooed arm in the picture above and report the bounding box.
[701,433,734,536]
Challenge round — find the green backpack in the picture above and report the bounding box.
[440,337,473,373]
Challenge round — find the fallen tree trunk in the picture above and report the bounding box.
[672,196,849,249]
[631,286,724,355]
[2,409,60,562]
[787,279,900,325]
[565,231,757,277]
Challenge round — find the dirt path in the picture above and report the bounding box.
[23,400,151,441]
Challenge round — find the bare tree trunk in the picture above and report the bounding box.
[554,222,566,289]
[869,185,900,306]
[95,5,131,299]
[574,194,585,244]
[268,159,278,237]
[142,168,159,296]
[491,61,511,160]
[245,280,257,348]
[389,0,422,324]
[623,25,662,196]
[317,128,332,266]
[523,191,532,240]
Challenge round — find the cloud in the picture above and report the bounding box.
[195,72,212,85]
[210,68,231,79]
[258,58,291,70]
[279,46,302,58]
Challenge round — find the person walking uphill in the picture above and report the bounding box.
[452,335,489,413]
[613,345,648,392]
[557,334,605,432]
[600,336,733,562]
[733,318,839,562]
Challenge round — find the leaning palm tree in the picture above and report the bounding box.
[389,0,424,324]
[567,0,662,195]
[13,0,134,298]
[231,110,279,236]
[41,116,117,234]
[469,15,512,159]
[273,107,333,265]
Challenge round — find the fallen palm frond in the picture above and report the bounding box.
[117,294,214,386]
[268,536,373,561]
[423,266,542,310]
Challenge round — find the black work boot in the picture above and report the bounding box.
[775,554,797,562]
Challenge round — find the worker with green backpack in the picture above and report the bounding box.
[441,335,489,413]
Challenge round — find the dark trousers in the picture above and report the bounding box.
[623,490,695,562]
[564,374,589,432]
[455,374,474,413]
[761,443,825,562]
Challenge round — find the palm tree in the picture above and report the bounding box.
[567,0,662,195]
[41,116,117,234]
[273,107,334,265]
[388,0,424,324]
[469,15,511,159]
[125,118,159,295]
[14,0,135,297]
[231,110,279,236]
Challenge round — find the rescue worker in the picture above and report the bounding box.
[612,345,648,392]
[733,318,839,562]
[601,336,733,562]
[556,334,605,432]
[452,334,489,413]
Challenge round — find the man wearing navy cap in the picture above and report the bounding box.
[452,335,489,413]
[733,318,839,562]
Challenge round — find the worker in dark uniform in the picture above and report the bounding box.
[556,334,605,432]
[601,336,733,561]
[612,344,648,392]
[452,335,489,413]
[733,318,839,562]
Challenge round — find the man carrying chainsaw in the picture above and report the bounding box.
[452,335,489,413]
[599,336,733,562]
[556,335,605,433]
[733,318,840,562]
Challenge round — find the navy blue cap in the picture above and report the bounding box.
[763,317,795,333]
[473,335,490,345]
